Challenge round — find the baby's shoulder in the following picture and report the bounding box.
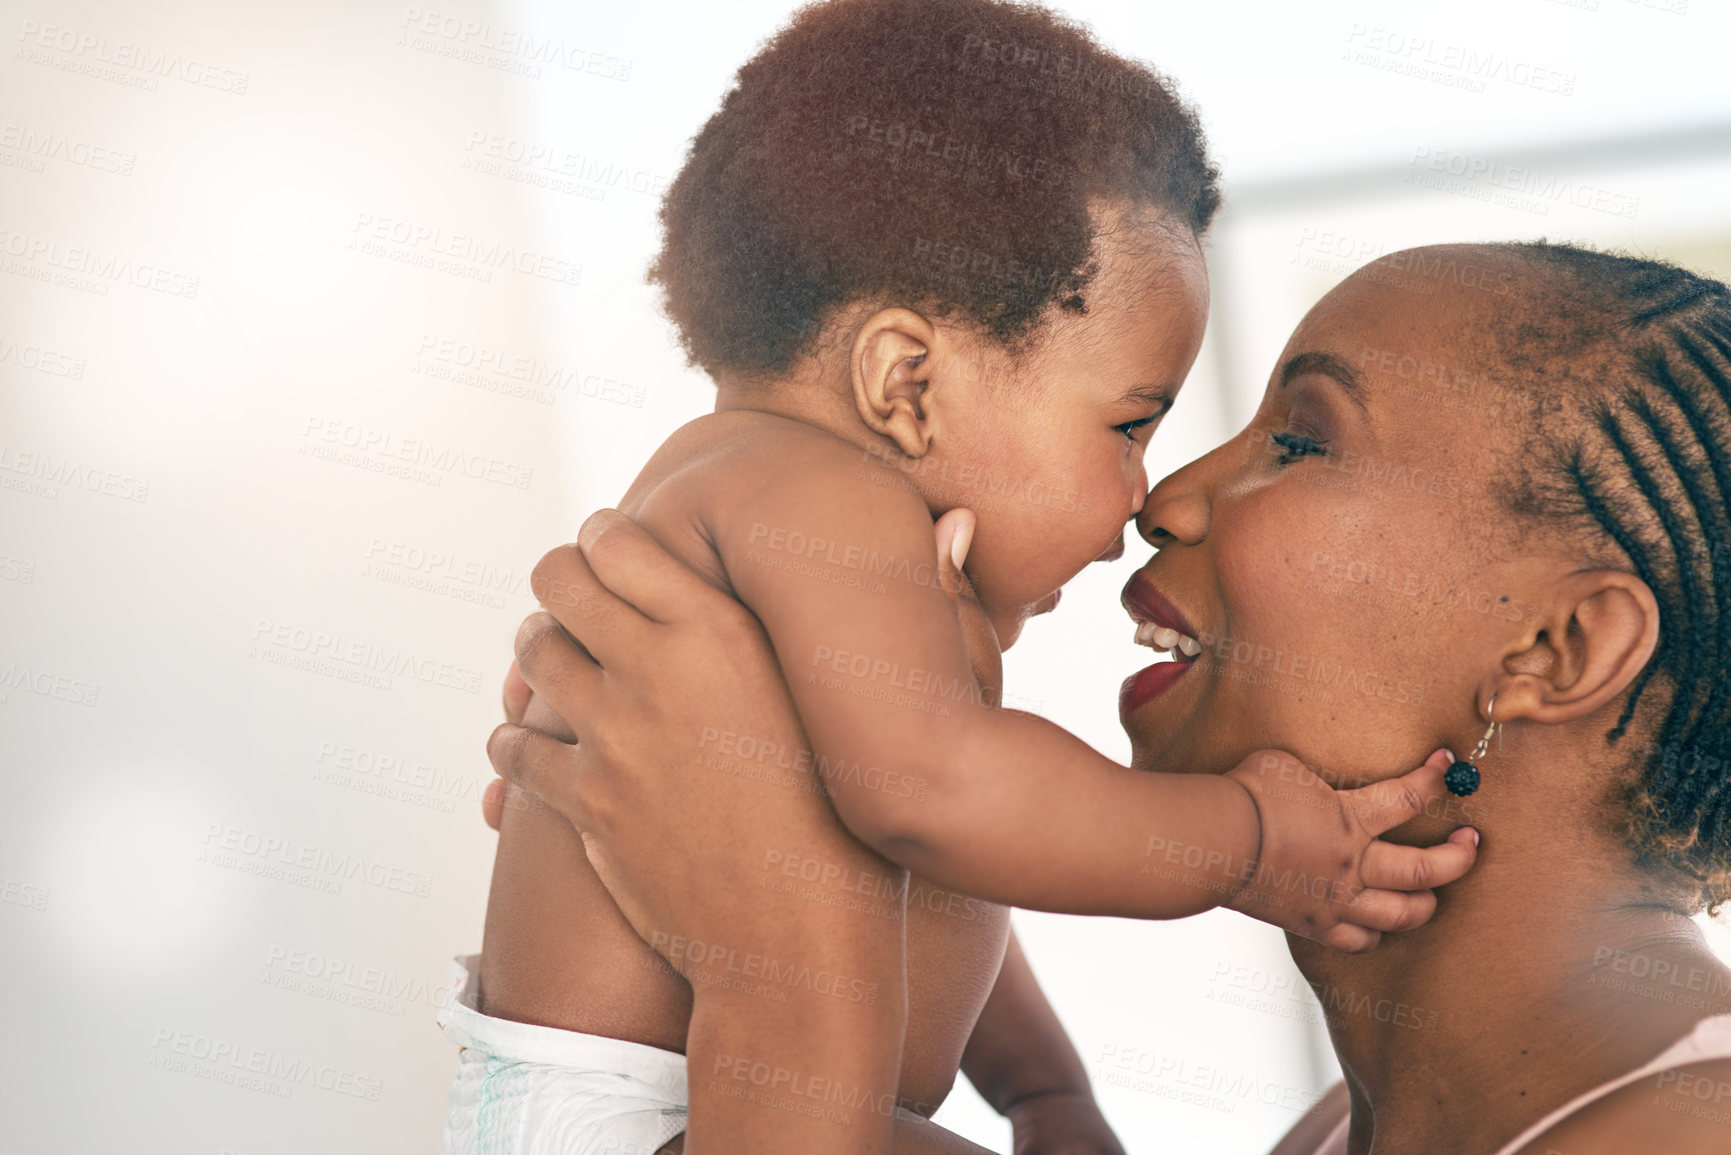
[635,412,926,539]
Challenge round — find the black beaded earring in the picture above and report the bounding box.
[1445,691,1502,797]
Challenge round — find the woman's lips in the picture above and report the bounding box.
[1120,575,1201,640]
[1119,651,1197,719]
[1118,574,1202,720]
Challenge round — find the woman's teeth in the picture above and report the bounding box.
[1134,621,1202,658]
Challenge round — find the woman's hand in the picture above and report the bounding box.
[481,508,978,1153]
[479,661,532,830]
[486,508,890,955]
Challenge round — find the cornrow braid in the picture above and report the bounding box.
[1496,243,1731,908]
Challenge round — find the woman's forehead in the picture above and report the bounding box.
[1282,256,1520,382]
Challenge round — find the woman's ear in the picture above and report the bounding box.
[1488,570,1661,725]
[850,307,940,458]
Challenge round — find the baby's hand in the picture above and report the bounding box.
[1223,749,1479,952]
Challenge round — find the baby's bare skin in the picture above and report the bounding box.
[480,410,1011,1114]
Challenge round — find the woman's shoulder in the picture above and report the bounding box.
[1506,1014,1731,1155]
[1511,1055,1731,1154]
[1264,1017,1731,1154]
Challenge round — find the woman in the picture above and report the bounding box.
[486,242,1731,1153]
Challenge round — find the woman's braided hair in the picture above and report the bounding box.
[1496,242,1731,909]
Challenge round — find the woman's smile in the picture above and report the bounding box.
[1118,571,1204,720]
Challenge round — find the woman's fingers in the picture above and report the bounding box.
[578,508,738,626]
[1361,827,1480,892]
[1342,749,1456,836]
[530,543,643,668]
[502,659,532,726]
[481,778,506,832]
[514,611,606,726]
[486,722,587,824]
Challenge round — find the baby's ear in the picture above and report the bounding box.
[851,307,937,458]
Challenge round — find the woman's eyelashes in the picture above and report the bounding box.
[1269,429,1329,465]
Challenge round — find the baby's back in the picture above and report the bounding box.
[478,410,1011,1113]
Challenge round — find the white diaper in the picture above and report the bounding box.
[438,954,689,1155]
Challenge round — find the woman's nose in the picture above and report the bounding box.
[1136,451,1218,548]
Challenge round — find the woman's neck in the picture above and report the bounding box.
[1292,818,1727,1154]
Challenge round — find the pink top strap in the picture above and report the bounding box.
[1308,1013,1731,1155]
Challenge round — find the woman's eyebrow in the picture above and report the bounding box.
[1279,351,1368,415]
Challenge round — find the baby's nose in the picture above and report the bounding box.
[1094,533,1126,563]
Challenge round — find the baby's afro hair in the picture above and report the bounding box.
[648,0,1220,380]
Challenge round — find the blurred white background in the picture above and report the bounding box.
[3,0,1730,1152]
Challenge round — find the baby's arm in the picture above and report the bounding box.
[713,441,1475,947]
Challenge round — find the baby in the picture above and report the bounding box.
[446,1,1476,1152]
